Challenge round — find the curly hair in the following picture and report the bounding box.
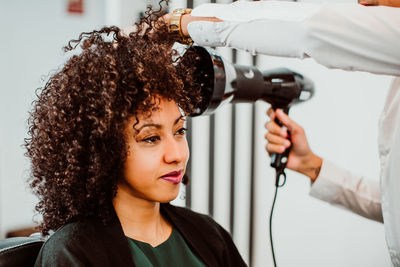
[25,3,201,235]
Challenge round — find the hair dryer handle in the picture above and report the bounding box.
[270,107,291,185]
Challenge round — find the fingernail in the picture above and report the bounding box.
[284,140,290,147]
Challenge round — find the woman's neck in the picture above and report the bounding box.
[112,184,172,247]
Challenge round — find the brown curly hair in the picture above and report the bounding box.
[25,3,201,235]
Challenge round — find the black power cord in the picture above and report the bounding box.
[269,170,287,267]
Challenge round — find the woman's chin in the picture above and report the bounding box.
[156,186,181,203]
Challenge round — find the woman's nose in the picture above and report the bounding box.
[163,137,188,164]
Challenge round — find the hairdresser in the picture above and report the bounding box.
[166,0,400,75]
[165,0,400,266]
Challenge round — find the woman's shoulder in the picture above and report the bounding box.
[35,219,102,264]
[43,218,103,245]
[35,217,133,267]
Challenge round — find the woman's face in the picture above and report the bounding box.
[121,98,189,203]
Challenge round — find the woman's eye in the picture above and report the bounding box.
[142,136,160,144]
[176,127,187,136]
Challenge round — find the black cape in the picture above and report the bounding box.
[34,203,247,267]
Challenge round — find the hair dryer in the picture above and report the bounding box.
[183,46,314,178]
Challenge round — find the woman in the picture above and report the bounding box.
[26,5,246,267]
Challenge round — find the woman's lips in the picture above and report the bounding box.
[160,170,183,184]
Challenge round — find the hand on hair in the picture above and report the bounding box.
[163,12,222,37]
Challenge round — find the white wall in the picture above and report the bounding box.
[0,0,106,238]
[0,0,394,267]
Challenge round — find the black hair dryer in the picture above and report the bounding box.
[184,46,315,181]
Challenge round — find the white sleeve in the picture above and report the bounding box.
[309,159,383,222]
[188,1,400,76]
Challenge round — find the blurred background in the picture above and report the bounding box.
[0,0,393,266]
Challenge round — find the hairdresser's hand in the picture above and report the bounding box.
[162,12,222,38]
[265,108,322,182]
[358,0,400,7]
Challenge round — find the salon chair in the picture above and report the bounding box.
[0,235,44,267]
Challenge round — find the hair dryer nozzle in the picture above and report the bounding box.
[182,46,315,116]
[184,46,230,116]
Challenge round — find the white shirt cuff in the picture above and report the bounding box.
[309,159,382,222]
[309,159,347,203]
[188,20,243,47]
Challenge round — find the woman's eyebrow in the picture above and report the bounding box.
[174,115,185,125]
[135,116,185,133]
[136,123,161,132]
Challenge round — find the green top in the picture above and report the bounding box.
[126,228,206,267]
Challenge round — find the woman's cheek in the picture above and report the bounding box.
[182,139,190,165]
